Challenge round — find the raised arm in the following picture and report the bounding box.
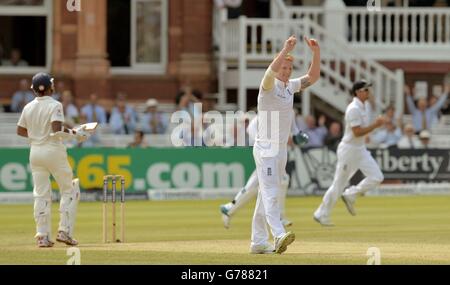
[429,88,449,113]
[299,37,321,91]
[405,86,417,114]
[261,36,297,91]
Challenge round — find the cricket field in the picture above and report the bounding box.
[1,195,450,265]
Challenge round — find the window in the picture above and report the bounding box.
[0,0,51,74]
[0,0,52,74]
[108,0,168,74]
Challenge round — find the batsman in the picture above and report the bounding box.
[16,73,94,247]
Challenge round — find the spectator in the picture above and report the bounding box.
[428,93,447,126]
[61,90,79,128]
[295,113,307,130]
[110,93,137,135]
[224,117,250,147]
[301,114,328,148]
[418,130,432,149]
[128,130,147,148]
[176,85,202,117]
[384,104,403,129]
[397,124,421,149]
[11,79,34,112]
[52,81,66,102]
[78,113,100,148]
[3,48,28,67]
[81,93,107,125]
[371,120,402,148]
[177,119,203,147]
[405,84,448,133]
[324,121,342,151]
[141,98,168,134]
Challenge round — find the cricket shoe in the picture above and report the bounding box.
[342,191,357,216]
[313,214,335,227]
[37,236,55,248]
[56,231,78,246]
[220,203,232,229]
[274,231,295,254]
[250,243,275,254]
[281,218,293,227]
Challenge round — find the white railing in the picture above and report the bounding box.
[272,0,450,58]
[347,7,450,45]
[221,16,404,114]
[298,18,404,115]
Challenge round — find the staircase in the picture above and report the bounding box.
[217,15,404,117]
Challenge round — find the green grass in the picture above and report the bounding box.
[1,196,450,264]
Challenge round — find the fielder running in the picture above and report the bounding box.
[17,73,91,247]
[220,112,309,229]
[313,80,386,226]
[251,35,320,254]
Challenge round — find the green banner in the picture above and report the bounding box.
[0,148,255,192]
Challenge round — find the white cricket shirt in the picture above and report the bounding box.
[341,97,370,147]
[17,96,65,146]
[256,78,301,147]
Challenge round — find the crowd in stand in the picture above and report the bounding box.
[295,83,449,151]
[4,76,450,149]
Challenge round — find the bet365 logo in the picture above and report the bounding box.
[67,0,81,12]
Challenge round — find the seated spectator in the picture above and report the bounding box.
[128,130,147,148]
[405,84,448,133]
[294,110,307,130]
[52,81,66,102]
[61,90,79,128]
[3,48,28,67]
[371,120,402,148]
[110,93,137,135]
[384,104,403,129]
[224,117,250,147]
[78,113,100,148]
[141,98,168,134]
[11,79,34,112]
[301,115,328,148]
[81,93,107,125]
[324,121,342,151]
[418,130,432,149]
[174,117,204,147]
[397,124,422,149]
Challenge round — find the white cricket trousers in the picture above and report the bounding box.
[228,170,289,218]
[30,144,74,238]
[251,144,287,246]
[315,142,384,218]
